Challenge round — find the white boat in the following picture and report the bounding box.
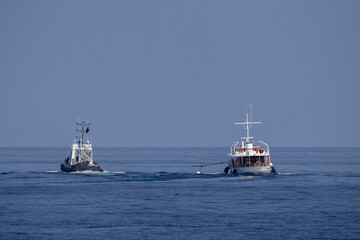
[61,121,103,172]
[225,106,276,175]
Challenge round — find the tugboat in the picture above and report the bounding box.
[61,121,103,172]
[225,106,276,175]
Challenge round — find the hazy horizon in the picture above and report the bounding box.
[1,145,359,149]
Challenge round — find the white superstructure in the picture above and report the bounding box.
[68,140,96,166]
[225,106,275,175]
[61,121,103,172]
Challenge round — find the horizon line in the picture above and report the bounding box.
[0,146,359,148]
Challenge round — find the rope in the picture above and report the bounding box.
[190,161,228,168]
[116,161,228,168]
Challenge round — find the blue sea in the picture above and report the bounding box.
[0,147,359,239]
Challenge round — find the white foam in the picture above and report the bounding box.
[70,170,110,174]
[240,175,256,179]
[278,173,296,176]
[45,170,59,173]
[112,171,126,174]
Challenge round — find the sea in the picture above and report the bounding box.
[0,147,359,239]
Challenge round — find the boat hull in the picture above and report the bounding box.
[61,163,103,172]
[236,166,272,175]
[225,165,275,175]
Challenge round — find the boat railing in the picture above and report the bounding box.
[230,141,239,155]
[242,161,270,167]
[233,148,269,155]
[234,156,271,168]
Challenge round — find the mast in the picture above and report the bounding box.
[234,105,261,143]
[76,120,90,147]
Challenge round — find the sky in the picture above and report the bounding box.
[0,0,359,147]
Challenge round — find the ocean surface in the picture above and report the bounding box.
[0,147,359,239]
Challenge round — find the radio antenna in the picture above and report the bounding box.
[249,104,253,122]
[75,118,90,146]
[234,105,261,143]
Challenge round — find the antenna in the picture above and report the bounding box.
[75,117,90,147]
[234,107,261,143]
[249,104,253,122]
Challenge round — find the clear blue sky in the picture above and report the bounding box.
[0,0,359,147]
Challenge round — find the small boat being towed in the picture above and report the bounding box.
[61,121,103,172]
[225,107,276,175]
